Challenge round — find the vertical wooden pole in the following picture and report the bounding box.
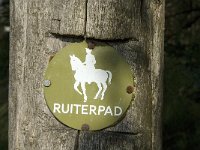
[9,0,164,149]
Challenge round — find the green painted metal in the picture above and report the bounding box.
[44,41,134,130]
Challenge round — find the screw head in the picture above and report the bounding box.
[126,86,134,94]
[81,124,89,131]
[88,41,95,49]
[43,80,51,87]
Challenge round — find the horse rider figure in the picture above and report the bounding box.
[83,48,96,82]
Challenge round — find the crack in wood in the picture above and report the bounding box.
[51,19,61,34]
[48,32,138,43]
[84,0,88,39]
[105,130,141,136]
[49,33,84,42]
[74,130,80,150]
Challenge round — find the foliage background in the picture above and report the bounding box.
[0,0,199,149]
[0,0,9,149]
[164,0,200,149]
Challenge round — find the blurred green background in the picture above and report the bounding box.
[0,0,199,149]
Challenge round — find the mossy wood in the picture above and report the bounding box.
[10,0,164,149]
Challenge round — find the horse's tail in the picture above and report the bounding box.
[106,71,112,84]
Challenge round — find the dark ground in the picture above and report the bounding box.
[0,0,200,149]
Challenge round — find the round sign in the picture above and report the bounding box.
[44,41,134,130]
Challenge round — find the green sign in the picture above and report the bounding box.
[44,41,134,130]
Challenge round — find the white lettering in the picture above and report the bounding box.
[53,103,123,116]
[114,106,122,116]
[61,104,69,113]
[104,106,113,116]
[98,105,105,115]
[70,104,73,113]
[53,103,61,113]
[74,104,81,114]
[82,105,88,115]
[89,105,97,115]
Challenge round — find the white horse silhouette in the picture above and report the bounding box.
[69,54,112,102]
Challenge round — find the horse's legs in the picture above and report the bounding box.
[81,82,87,102]
[101,82,107,100]
[74,81,82,95]
[94,83,102,99]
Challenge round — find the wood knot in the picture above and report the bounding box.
[87,41,95,49]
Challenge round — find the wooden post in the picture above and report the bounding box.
[9,0,164,149]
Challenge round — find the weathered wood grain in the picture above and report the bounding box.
[50,0,86,36]
[9,0,79,149]
[150,1,165,149]
[10,0,164,149]
[86,0,141,39]
[78,131,145,150]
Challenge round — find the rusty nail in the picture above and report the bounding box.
[88,41,95,49]
[43,80,51,87]
[81,124,89,131]
[126,86,134,94]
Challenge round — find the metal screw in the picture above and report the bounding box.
[81,124,89,131]
[126,86,134,94]
[43,80,51,87]
[88,41,95,49]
